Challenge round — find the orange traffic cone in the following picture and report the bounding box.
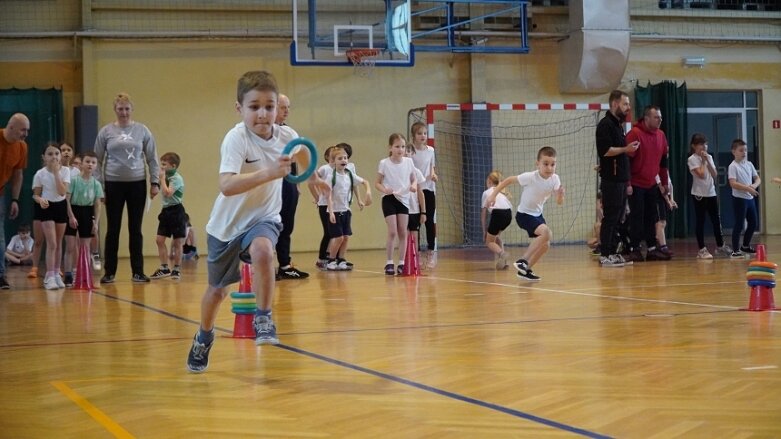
[72,243,95,292]
[231,262,256,338]
[402,233,420,277]
[742,244,779,312]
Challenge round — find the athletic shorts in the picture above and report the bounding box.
[381,194,409,217]
[33,199,68,223]
[157,204,187,239]
[487,209,512,236]
[515,212,546,238]
[326,210,353,238]
[65,205,95,237]
[206,220,282,288]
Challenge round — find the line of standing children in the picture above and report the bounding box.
[485,146,564,282]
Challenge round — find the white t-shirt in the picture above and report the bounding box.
[688,153,717,197]
[377,156,416,208]
[330,167,365,212]
[728,159,758,200]
[32,167,71,202]
[408,168,426,214]
[317,162,357,206]
[481,188,513,211]
[7,235,34,254]
[206,123,300,241]
[410,145,436,192]
[516,170,561,216]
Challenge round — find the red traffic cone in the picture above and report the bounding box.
[742,244,779,312]
[231,262,256,338]
[72,243,94,292]
[239,262,252,293]
[402,233,420,277]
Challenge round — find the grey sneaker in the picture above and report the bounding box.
[614,254,633,266]
[600,255,624,268]
[714,245,732,257]
[496,252,509,270]
[91,253,102,271]
[730,251,745,259]
[186,333,214,373]
[253,315,279,345]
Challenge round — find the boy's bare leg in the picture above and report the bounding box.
[155,235,169,267]
[171,237,184,267]
[524,225,552,268]
[199,285,227,332]
[246,236,275,311]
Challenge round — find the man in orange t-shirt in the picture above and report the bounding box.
[1,113,30,289]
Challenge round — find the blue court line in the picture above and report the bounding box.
[278,343,613,439]
[93,290,615,437]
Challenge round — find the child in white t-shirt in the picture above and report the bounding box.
[409,122,438,268]
[375,133,417,275]
[324,145,368,270]
[5,224,34,265]
[687,133,729,259]
[481,171,512,270]
[485,146,564,282]
[32,142,71,290]
[186,70,328,373]
[727,138,761,258]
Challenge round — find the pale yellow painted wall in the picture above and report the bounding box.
[2,37,780,260]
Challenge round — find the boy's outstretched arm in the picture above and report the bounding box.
[219,156,292,196]
[556,185,565,205]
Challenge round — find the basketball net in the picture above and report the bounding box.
[346,49,379,78]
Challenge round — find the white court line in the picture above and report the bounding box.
[741,365,778,371]
[354,270,740,310]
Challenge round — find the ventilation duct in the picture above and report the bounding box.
[559,0,630,93]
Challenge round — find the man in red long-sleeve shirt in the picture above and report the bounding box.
[624,105,671,262]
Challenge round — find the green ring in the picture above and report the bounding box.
[283,137,317,184]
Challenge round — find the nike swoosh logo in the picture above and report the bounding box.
[245,158,261,163]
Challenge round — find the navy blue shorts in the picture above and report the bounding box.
[327,210,353,238]
[515,212,546,238]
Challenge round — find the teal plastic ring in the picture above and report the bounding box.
[283,137,317,184]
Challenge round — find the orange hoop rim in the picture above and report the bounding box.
[346,48,381,64]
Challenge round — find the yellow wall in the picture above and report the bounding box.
[1,36,779,259]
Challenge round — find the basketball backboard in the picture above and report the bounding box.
[291,0,414,67]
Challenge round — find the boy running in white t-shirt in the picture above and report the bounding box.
[485,146,565,282]
[186,71,328,373]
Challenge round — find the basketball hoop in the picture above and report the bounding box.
[346,48,380,78]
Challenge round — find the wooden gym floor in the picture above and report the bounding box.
[1,236,780,438]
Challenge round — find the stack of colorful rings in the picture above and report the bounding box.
[746,260,777,289]
[230,292,257,315]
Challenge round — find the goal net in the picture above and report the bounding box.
[408,103,607,249]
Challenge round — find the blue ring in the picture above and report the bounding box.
[282,137,317,184]
[748,279,776,288]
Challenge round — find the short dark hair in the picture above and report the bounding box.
[335,142,352,158]
[237,71,278,104]
[643,105,660,117]
[608,90,628,105]
[82,151,98,160]
[731,139,747,150]
[537,146,557,160]
[17,224,31,233]
[161,152,181,168]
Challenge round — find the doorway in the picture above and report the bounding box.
[686,91,760,235]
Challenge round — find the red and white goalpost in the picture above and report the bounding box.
[408,102,609,248]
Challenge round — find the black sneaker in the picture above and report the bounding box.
[100,274,115,284]
[132,273,151,283]
[253,315,279,345]
[517,269,541,282]
[384,264,395,275]
[278,266,309,280]
[63,273,74,288]
[170,269,181,280]
[186,333,214,373]
[151,268,171,279]
[0,276,10,290]
[646,248,671,261]
[740,245,756,254]
[513,259,529,275]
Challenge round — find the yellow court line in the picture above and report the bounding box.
[51,381,136,439]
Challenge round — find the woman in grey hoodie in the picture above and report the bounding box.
[94,92,160,283]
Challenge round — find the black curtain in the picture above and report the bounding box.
[1,88,64,241]
[634,81,688,239]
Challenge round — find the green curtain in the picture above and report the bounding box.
[1,88,64,241]
[634,81,688,239]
